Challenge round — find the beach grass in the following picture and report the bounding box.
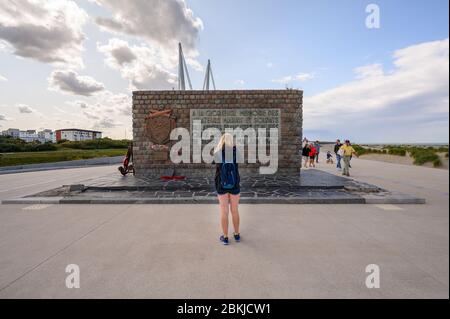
[354,144,447,167]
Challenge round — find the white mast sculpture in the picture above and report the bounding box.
[178,42,193,90]
[202,59,216,91]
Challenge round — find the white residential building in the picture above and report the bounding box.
[2,128,101,143]
[1,128,20,139]
[18,130,39,143]
[2,128,57,143]
[38,129,56,143]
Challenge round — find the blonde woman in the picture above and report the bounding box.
[214,133,241,245]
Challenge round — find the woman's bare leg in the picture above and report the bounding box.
[218,194,230,237]
[229,194,240,234]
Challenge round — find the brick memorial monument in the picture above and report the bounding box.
[132,90,303,178]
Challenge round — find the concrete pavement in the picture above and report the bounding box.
[0,155,448,298]
[0,165,119,200]
[0,156,123,175]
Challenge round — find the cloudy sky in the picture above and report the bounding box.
[0,0,448,142]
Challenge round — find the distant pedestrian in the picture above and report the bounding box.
[340,140,358,176]
[309,144,317,168]
[302,142,310,168]
[326,151,334,164]
[314,140,321,163]
[214,133,241,246]
[348,142,353,168]
[334,139,343,170]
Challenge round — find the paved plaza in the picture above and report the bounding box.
[0,155,448,298]
[2,165,423,205]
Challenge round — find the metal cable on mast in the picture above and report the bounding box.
[178,43,192,90]
[203,59,216,91]
[209,61,216,90]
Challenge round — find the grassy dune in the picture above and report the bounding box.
[354,145,449,168]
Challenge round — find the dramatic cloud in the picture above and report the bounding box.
[49,70,105,96]
[105,42,137,66]
[304,38,449,142]
[92,0,205,91]
[91,0,203,53]
[82,110,100,120]
[354,64,384,79]
[103,92,131,116]
[0,74,7,81]
[93,117,122,129]
[93,91,132,117]
[272,72,315,84]
[98,38,177,90]
[0,0,88,68]
[17,104,34,113]
[66,91,131,132]
[0,114,7,121]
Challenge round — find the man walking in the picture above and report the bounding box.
[314,140,321,163]
[334,139,343,170]
[340,140,358,177]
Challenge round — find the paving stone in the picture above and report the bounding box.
[3,168,424,205]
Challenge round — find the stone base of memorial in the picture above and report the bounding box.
[132,90,302,179]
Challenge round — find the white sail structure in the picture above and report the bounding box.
[202,59,216,91]
[178,43,193,90]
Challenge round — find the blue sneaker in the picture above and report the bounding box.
[220,235,229,245]
[233,233,241,242]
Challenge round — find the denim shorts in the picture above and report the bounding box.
[216,188,240,196]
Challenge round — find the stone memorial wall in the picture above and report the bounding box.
[132,90,302,178]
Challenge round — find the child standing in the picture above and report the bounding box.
[326,151,334,164]
[308,144,317,168]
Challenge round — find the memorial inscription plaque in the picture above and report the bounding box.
[190,108,281,132]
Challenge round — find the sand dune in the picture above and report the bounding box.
[319,144,449,170]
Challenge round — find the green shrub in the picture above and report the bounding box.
[387,148,407,156]
[0,136,26,152]
[433,159,443,167]
[1,136,130,153]
[24,142,57,152]
[0,143,23,153]
[350,144,447,167]
[60,138,131,150]
[353,145,390,156]
[0,138,57,153]
[0,149,127,167]
[412,151,440,166]
[408,147,424,158]
[352,145,368,156]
